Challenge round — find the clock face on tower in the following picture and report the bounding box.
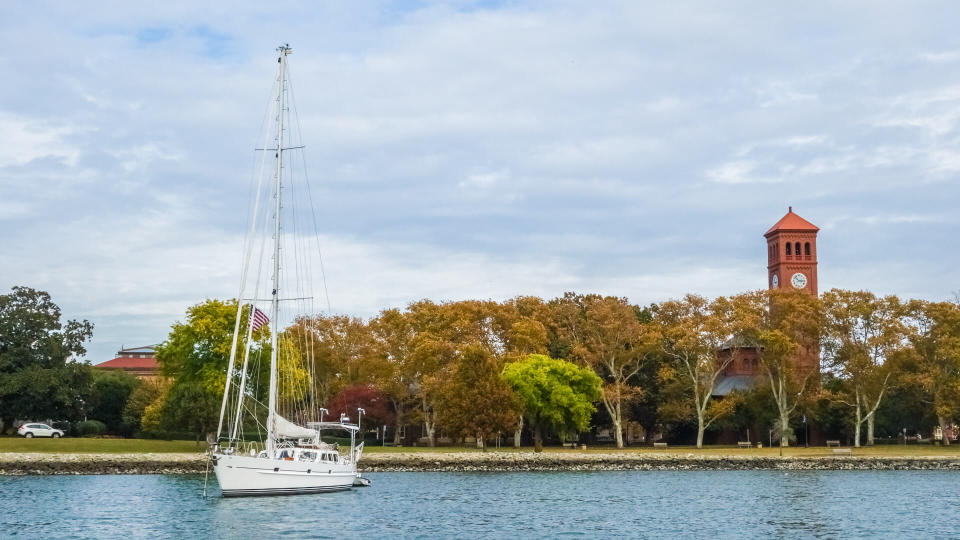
[791,272,808,289]
[772,274,779,288]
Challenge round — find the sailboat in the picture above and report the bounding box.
[211,44,367,497]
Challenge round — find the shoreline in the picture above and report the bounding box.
[2,451,960,475]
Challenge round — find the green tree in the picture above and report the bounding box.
[0,286,94,432]
[501,354,602,452]
[123,378,169,434]
[156,299,248,441]
[89,370,140,435]
[162,380,221,445]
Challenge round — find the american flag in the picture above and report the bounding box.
[250,306,270,332]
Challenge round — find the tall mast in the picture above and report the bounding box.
[267,44,291,458]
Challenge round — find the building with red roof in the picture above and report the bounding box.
[95,345,161,380]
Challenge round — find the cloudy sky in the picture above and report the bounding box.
[2,1,959,362]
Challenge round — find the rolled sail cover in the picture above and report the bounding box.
[273,413,318,439]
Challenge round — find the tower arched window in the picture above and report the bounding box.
[794,242,801,257]
[804,242,811,256]
[785,243,791,256]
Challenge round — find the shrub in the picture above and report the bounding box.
[75,420,108,437]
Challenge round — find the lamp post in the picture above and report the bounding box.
[803,414,808,449]
[318,408,328,423]
[357,408,366,437]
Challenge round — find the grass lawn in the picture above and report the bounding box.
[2,436,956,457]
[0,436,207,454]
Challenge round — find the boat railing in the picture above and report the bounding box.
[213,440,263,457]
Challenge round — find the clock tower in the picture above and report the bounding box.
[764,206,819,296]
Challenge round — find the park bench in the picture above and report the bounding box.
[562,442,578,448]
[832,448,852,454]
[737,441,752,448]
[653,442,668,448]
[825,440,841,447]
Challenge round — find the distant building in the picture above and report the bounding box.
[95,345,161,380]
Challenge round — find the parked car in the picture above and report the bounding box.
[17,423,64,438]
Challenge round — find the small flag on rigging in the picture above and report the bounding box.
[250,306,270,332]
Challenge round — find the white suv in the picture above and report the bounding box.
[17,423,64,438]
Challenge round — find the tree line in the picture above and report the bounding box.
[2,285,958,449]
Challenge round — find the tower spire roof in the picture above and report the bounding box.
[764,207,819,236]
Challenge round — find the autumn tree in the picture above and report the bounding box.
[436,345,520,449]
[821,289,905,446]
[501,354,602,452]
[406,300,456,447]
[369,308,417,445]
[327,384,394,432]
[289,314,375,406]
[503,296,550,357]
[903,300,960,445]
[656,294,740,448]
[733,290,823,447]
[551,293,652,448]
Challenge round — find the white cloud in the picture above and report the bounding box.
[706,160,781,184]
[0,113,81,167]
[1,2,959,361]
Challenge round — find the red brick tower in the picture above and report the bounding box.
[764,206,820,373]
[764,206,819,295]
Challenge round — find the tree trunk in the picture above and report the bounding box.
[534,424,543,453]
[696,414,705,449]
[940,415,951,446]
[425,422,436,447]
[422,399,436,447]
[866,414,875,446]
[476,432,484,450]
[780,409,790,447]
[612,414,624,449]
[393,401,404,446]
[602,397,625,449]
[514,415,523,448]
[853,401,862,448]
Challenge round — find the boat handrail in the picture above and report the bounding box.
[305,421,360,432]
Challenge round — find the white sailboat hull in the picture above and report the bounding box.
[214,454,356,497]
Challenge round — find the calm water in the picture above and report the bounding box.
[2,471,957,538]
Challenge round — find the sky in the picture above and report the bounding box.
[1,1,959,362]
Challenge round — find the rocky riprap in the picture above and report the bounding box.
[359,452,960,472]
[2,451,959,475]
[0,453,207,475]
